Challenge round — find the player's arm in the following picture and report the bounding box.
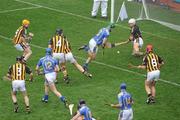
[25,66,33,82]
[158,56,164,68]
[102,38,108,48]
[35,59,42,75]
[4,65,13,81]
[71,111,81,120]
[54,59,60,72]
[111,103,121,108]
[55,65,60,73]
[138,56,148,69]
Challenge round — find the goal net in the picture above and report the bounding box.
[112,0,180,31]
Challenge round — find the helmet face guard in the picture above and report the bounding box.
[46,48,52,55]
[79,99,86,105]
[120,83,126,90]
[56,29,63,35]
[16,56,22,61]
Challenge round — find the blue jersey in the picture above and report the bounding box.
[37,55,58,74]
[93,28,110,45]
[79,106,92,120]
[118,91,132,110]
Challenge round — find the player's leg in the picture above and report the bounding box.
[151,81,156,103]
[83,52,96,71]
[11,81,19,113]
[42,82,49,103]
[91,0,101,17]
[132,40,143,56]
[60,63,70,84]
[145,80,152,104]
[49,83,68,106]
[73,61,92,78]
[22,91,30,113]
[101,1,108,18]
[83,39,98,70]
[23,45,32,62]
[19,80,30,113]
[150,70,160,103]
[59,53,70,83]
[11,91,19,113]
[46,72,68,106]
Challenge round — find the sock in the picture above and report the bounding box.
[14,102,18,106]
[84,45,89,51]
[60,96,65,102]
[84,63,88,67]
[44,95,48,100]
[148,93,152,97]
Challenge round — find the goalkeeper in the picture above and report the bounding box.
[113,18,144,56]
[12,19,34,63]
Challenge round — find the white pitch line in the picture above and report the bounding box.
[0,6,41,14]
[0,34,180,87]
[14,0,175,41]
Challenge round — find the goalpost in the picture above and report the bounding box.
[111,0,180,31]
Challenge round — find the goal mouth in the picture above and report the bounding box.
[112,0,180,31]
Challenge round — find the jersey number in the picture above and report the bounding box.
[45,61,53,70]
[56,40,61,47]
[17,67,22,77]
[151,58,157,67]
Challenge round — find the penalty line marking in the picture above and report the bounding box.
[0,6,41,14]
[14,0,175,41]
[0,34,180,87]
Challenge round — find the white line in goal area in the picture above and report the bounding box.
[0,6,41,14]
[0,34,179,88]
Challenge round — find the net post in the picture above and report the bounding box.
[111,0,115,24]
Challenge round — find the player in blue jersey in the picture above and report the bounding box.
[71,99,95,120]
[35,48,68,106]
[111,83,133,120]
[79,25,114,70]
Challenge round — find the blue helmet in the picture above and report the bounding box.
[120,83,126,90]
[46,48,52,55]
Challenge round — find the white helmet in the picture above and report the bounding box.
[128,18,136,25]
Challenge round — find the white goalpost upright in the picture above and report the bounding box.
[111,0,115,24]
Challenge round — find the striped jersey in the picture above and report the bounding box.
[143,52,163,72]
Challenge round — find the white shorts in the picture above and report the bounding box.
[147,70,160,81]
[12,80,26,92]
[133,37,143,48]
[45,72,56,85]
[88,38,98,54]
[53,53,65,64]
[119,109,133,120]
[65,52,76,63]
[14,44,24,52]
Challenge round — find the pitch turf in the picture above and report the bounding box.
[0,0,180,120]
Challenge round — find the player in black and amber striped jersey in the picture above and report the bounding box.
[6,56,33,113]
[48,29,68,83]
[136,44,164,104]
[13,19,33,63]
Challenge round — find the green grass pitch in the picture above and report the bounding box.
[0,0,180,120]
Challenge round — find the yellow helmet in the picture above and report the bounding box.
[22,19,30,26]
